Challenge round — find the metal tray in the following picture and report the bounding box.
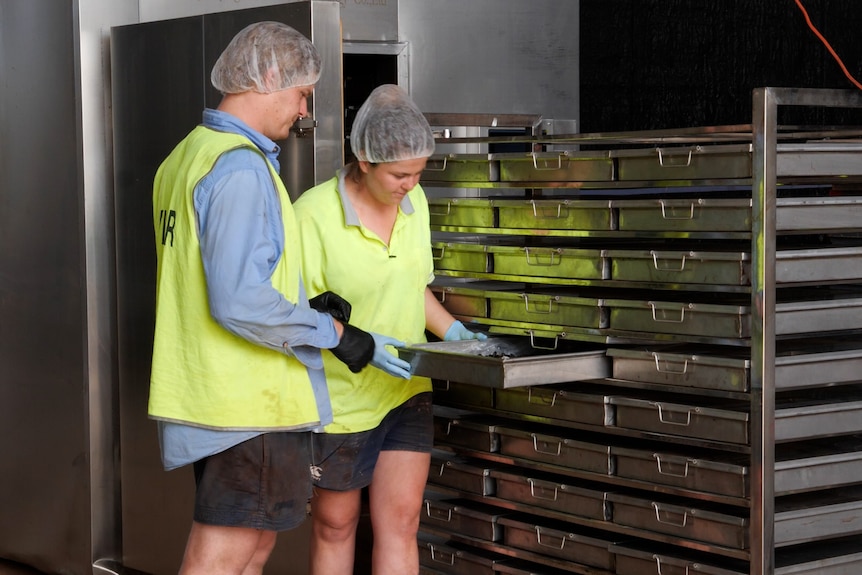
[611,544,746,575]
[611,446,749,498]
[428,197,496,227]
[775,486,862,547]
[401,338,610,388]
[433,415,501,452]
[430,284,489,318]
[490,469,611,520]
[489,245,609,280]
[423,153,499,182]
[418,538,500,575]
[777,196,862,233]
[496,426,613,475]
[432,379,495,409]
[776,437,862,495]
[608,396,750,445]
[607,493,749,549]
[420,497,507,541]
[777,245,862,284]
[775,393,862,442]
[608,248,750,286]
[606,298,749,339]
[495,385,612,426]
[429,455,496,496]
[492,198,615,231]
[775,538,862,574]
[613,144,752,181]
[432,242,491,273]
[498,516,618,570]
[496,150,615,182]
[488,290,607,329]
[613,198,752,232]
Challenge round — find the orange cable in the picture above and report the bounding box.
[794,0,862,91]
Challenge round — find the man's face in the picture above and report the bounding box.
[264,85,313,141]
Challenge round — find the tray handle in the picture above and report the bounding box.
[528,479,560,501]
[658,199,699,220]
[431,244,446,261]
[534,526,568,549]
[652,352,689,374]
[648,302,690,324]
[653,454,692,477]
[527,387,558,407]
[424,500,453,522]
[651,251,691,272]
[656,146,697,168]
[531,433,562,456]
[522,293,557,314]
[429,200,452,216]
[654,402,693,426]
[531,152,564,171]
[530,199,568,219]
[424,156,449,172]
[527,330,563,350]
[524,247,562,267]
[427,543,456,565]
[652,502,689,527]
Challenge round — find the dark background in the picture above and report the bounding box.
[578,0,862,131]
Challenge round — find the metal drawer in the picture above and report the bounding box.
[609,396,750,445]
[614,198,752,232]
[612,446,749,498]
[431,284,489,318]
[496,150,615,182]
[493,198,615,231]
[433,415,500,452]
[420,497,507,541]
[489,245,609,280]
[423,153,499,183]
[777,196,862,233]
[496,426,613,475]
[775,486,862,547]
[495,385,612,427]
[401,338,610,389]
[614,144,752,181]
[432,242,491,273]
[606,298,749,339]
[611,545,746,575]
[609,249,750,286]
[488,290,607,329]
[498,516,618,570]
[418,538,500,575]
[428,197,496,227]
[429,455,496,496]
[608,346,750,392]
[776,437,862,494]
[775,393,862,442]
[491,468,611,520]
[432,379,494,409]
[607,493,749,549]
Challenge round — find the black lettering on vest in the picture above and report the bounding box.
[159,209,176,246]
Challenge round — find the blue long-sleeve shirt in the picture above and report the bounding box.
[158,108,336,470]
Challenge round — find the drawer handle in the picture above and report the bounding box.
[528,479,559,501]
[524,247,562,266]
[530,200,568,219]
[527,387,558,407]
[432,380,451,391]
[431,245,446,261]
[531,152,564,171]
[436,461,450,476]
[654,402,693,426]
[527,330,562,350]
[429,200,452,216]
[652,353,689,374]
[656,147,695,168]
[654,454,692,477]
[531,434,562,456]
[652,502,689,527]
[434,290,447,304]
[650,251,690,272]
[522,293,557,314]
[658,199,697,220]
[648,302,689,323]
[424,156,449,172]
[534,526,568,549]
[427,543,456,565]
[424,501,453,522]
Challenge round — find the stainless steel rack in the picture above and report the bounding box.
[415,88,862,575]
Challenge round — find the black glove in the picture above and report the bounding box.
[331,323,375,373]
[309,291,352,323]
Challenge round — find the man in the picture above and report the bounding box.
[149,22,404,575]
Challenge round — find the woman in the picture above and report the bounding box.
[294,84,486,575]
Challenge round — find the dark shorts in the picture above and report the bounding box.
[311,392,433,491]
[192,432,312,531]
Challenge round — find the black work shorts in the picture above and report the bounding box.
[192,432,313,531]
[311,392,433,491]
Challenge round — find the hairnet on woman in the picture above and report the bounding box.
[350,84,435,163]
[293,83,486,575]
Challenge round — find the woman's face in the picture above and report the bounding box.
[361,157,429,207]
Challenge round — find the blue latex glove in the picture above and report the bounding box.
[444,320,489,342]
[369,332,412,379]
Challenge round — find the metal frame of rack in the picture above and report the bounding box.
[417,88,862,575]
